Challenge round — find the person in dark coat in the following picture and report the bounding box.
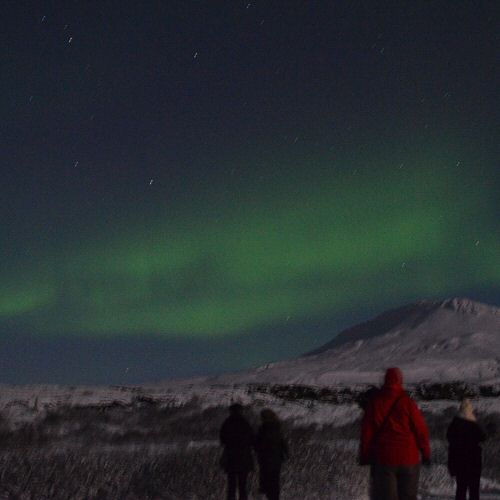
[219,403,255,500]
[254,408,288,500]
[447,398,486,500]
[360,367,431,500]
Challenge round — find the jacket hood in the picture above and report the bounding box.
[458,398,477,422]
[384,367,403,387]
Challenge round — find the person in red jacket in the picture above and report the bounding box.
[360,367,431,500]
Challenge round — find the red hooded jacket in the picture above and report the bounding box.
[360,368,430,466]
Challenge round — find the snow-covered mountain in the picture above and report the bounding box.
[211,298,500,386]
[0,298,498,500]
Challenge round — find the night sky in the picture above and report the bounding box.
[1,2,499,384]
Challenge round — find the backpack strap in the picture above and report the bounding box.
[373,392,406,442]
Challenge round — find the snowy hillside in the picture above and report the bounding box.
[0,298,499,499]
[208,297,500,386]
[1,297,498,418]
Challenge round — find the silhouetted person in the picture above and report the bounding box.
[358,386,381,500]
[254,409,288,500]
[360,367,430,500]
[358,386,381,412]
[219,403,254,500]
[447,398,486,500]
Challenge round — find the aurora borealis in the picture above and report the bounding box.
[1,2,498,383]
[3,155,499,337]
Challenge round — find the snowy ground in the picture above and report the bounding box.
[0,382,498,499]
[0,441,497,499]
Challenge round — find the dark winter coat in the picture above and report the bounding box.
[447,416,486,476]
[219,414,255,473]
[360,384,430,466]
[254,421,288,470]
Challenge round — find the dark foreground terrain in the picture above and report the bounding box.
[0,384,498,499]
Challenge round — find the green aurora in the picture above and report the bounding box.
[1,152,498,338]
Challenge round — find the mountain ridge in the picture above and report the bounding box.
[307,297,500,355]
[210,297,500,386]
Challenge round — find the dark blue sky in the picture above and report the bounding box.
[1,1,499,384]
